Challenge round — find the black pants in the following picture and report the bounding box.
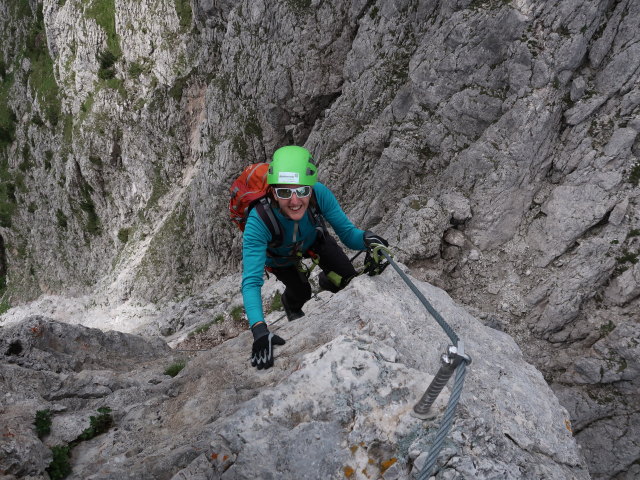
[270,234,357,311]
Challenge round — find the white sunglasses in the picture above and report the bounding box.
[273,186,312,199]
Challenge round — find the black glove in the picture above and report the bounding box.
[363,231,389,249]
[250,323,286,370]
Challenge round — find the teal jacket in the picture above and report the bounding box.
[242,182,366,326]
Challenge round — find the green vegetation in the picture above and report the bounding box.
[75,407,113,442]
[56,209,68,229]
[188,315,224,337]
[174,0,193,30]
[44,150,53,169]
[32,113,45,126]
[284,0,312,13]
[34,409,52,438]
[87,0,123,94]
[62,113,73,150]
[599,320,616,337]
[78,177,101,236]
[19,144,33,171]
[85,0,121,57]
[133,203,193,298]
[102,76,127,98]
[192,322,213,335]
[616,250,639,265]
[267,291,282,313]
[97,49,118,80]
[47,445,72,480]
[78,93,95,125]
[26,4,61,126]
[0,273,6,297]
[127,61,148,79]
[40,407,114,480]
[12,0,33,21]
[169,75,188,102]
[0,298,10,314]
[230,305,244,323]
[244,115,262,138]
[630,162,640,186]
[117,227,130,243]
[0,72,17,150]
[128,62,143,78]
[0,158,17,228]
[146,166,170,210]
[89,155,102,167]
[614,248,639,277]
[629,229,640,238]
[378,48,412,91]
[169,70,195,103]
[210,72,230,93]
[164,360,186,377]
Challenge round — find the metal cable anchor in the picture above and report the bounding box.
[412,342,472,420]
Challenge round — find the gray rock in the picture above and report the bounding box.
[0,270,589,479]
[608,196,629,226]
[564,95,608,126]
[170,454,219,480]
[468,249,481,261]
[570,76,587,102]
[383,196,449,264]
[443,228,466,248]
[2,0,639,477]
[526,185,616,267]
[0,316,171,373]
[604,262,640,305]
[604,128,638,157]
[439,192,472,225]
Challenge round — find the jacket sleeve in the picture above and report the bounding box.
[241,209,272,327]
[314,182,366,251]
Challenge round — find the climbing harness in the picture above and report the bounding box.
[297,249,321,278]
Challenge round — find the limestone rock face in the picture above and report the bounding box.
[1,0,639,477]
[0,270,589,479]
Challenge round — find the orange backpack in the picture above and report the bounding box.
[229,163,270,230]
[229,163,286,248]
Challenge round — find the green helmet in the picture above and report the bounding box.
[267,146,318,186]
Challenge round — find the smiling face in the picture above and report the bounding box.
[273,185,311,221]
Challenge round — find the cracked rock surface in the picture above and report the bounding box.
[0,269,588,479]
[0,0,638,477]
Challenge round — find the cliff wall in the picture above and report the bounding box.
[0,0,638,477]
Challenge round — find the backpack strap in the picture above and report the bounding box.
[253,197,284,249]
[307,192,328,242]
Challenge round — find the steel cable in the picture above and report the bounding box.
[417,362,468,479]
[380,250,459,344]
[375,249,469,479]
